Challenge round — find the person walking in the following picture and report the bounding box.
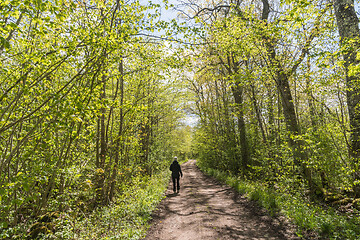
[170,156,183,193]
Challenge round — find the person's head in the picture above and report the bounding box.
[173,156,178,162]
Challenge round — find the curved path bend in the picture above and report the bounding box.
[144,160,298,240]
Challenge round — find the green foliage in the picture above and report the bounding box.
[190,2,359,238]
[70,172,167,240]
[172,125,194,161]
[1,171,169,240]
[0,0,191,238]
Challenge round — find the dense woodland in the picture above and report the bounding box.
[1,0,360,239]
[192,0,359,200]
[190,0,360,238]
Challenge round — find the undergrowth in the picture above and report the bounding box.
[198,164,360,240]
[65,172,168,240]
[7,171,169,240]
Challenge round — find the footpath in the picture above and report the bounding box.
[144,160,298,240]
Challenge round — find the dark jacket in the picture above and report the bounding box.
[170,160,183,178]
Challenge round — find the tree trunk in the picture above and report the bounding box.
[109,59,124,202]
[95,74,107,206]
[231,81,249,172]
[221,53,250,173]
[306,58,317,129]
[261,0,313,190]
[333,0,360,195]
[250,82,267,144]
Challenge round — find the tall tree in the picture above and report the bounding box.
[333,0,360,195]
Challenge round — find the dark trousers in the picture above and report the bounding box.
[172,176,180,192]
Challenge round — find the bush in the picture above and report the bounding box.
[7,171,170,240]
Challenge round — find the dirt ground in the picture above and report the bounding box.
[143,160,299,240]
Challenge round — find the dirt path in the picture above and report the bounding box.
[144,160,298,240]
